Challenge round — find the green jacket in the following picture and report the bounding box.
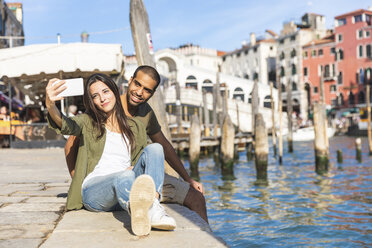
[48,113,147,210]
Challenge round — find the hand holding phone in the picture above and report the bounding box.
[52,78,84,98]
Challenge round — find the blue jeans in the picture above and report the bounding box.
[82,143,165,212]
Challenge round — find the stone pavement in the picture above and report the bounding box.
[0,148,227,248]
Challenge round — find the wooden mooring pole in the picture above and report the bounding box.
[337,150,343,164]
[270,82,277,157]
[367,85,372,155]
[254,113,269,184]
[278,76,283,164]
[246,142,253,161]
[175,82,182,134]
[251,79,259,134]
[313,103,329,175]
[189,114,201,180]
[212,84,218,137]
[202,89,210,137]
[355,138,362,163]
[130,0,178,177]
[286,80,293,153]
[221,115,235,179]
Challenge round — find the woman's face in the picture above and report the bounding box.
[89,81,116,114]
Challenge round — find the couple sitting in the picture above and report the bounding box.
[46,65,207,236]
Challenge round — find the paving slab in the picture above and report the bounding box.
[41,205,226,248]
[0,238,42,248]
[45,183,70,188]
[0,196,27,204]
[0,184,44,196]
[0,212,61,225]
[25,197,66,203]
[0,203,65,212]
[11,188,68,197]
[0,224,55,239]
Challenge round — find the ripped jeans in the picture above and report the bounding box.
[82,143,164,212]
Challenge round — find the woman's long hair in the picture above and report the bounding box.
[83,73,134,150]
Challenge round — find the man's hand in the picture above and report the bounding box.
[189,179,204,194]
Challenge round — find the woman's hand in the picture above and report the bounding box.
[45,79,66,108]
[45,78,66,128]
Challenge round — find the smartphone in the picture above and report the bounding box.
[53,78,84,97]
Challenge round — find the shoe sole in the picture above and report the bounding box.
[151,223,176,231]
[129,175,156,236]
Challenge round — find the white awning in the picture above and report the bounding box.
[0,42,124,78]
[0,43,125,105]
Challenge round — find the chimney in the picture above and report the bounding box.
[81,31,89,43]
[250,32,256,46]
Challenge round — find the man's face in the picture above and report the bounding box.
[127,71,157,107]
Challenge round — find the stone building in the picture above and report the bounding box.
[220,31,278,86]
[277,13,327,118]
[334,8,372,107]
[303,34,337,109]
[0,0,24,48]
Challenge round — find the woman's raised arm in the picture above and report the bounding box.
[45,78,67,128]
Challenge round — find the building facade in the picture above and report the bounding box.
[0,0,24,48]
[220,31,277,86]
[303,34,337,108]
[334,8,372,107]
[277,13,327,118]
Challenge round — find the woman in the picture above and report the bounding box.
[46,73,176,236]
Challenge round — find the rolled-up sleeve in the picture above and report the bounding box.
[47,113,86,136]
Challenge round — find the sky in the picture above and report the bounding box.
[10,0,371,54]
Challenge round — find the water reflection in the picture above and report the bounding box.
[187,136,372,247]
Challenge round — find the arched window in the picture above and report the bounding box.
[358,91,365,104]
[201,79,213,93]
[280,52,285,60]
[186,75,198,90]
[291,64,296,75]
[263,95,272,108]
[186,75,196,80]
[291,49,296,58]
[349,91,355,105]
[233,87,245,102]
[292,82,297,91]
[280,66,285,77]
[281,83,286,93]
[253,72,259,80]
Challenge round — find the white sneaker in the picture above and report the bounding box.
[129,175,156,236]
[149,198,176,230]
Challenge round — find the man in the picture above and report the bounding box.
[65,65,208,222]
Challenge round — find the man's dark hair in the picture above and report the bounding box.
[132,65,161,91]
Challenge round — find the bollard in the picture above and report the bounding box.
[355,138,362,163]
[337,149,343,163]
[367,85,372,155]
[221,115,235,178]
[234,144,239,160]
[278,76,283,165]
[254,113,269,182]
[202,89,210,137]
[313,103,329,175]
[286,80,294,153]
[246,142,253,161]
[270,82,277,157]
[189,114,201,180]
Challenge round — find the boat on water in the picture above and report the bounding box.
[277,126,336,142]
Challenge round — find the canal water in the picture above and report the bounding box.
[184,136,372,247]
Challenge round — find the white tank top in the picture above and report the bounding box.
[82,128,131,187]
